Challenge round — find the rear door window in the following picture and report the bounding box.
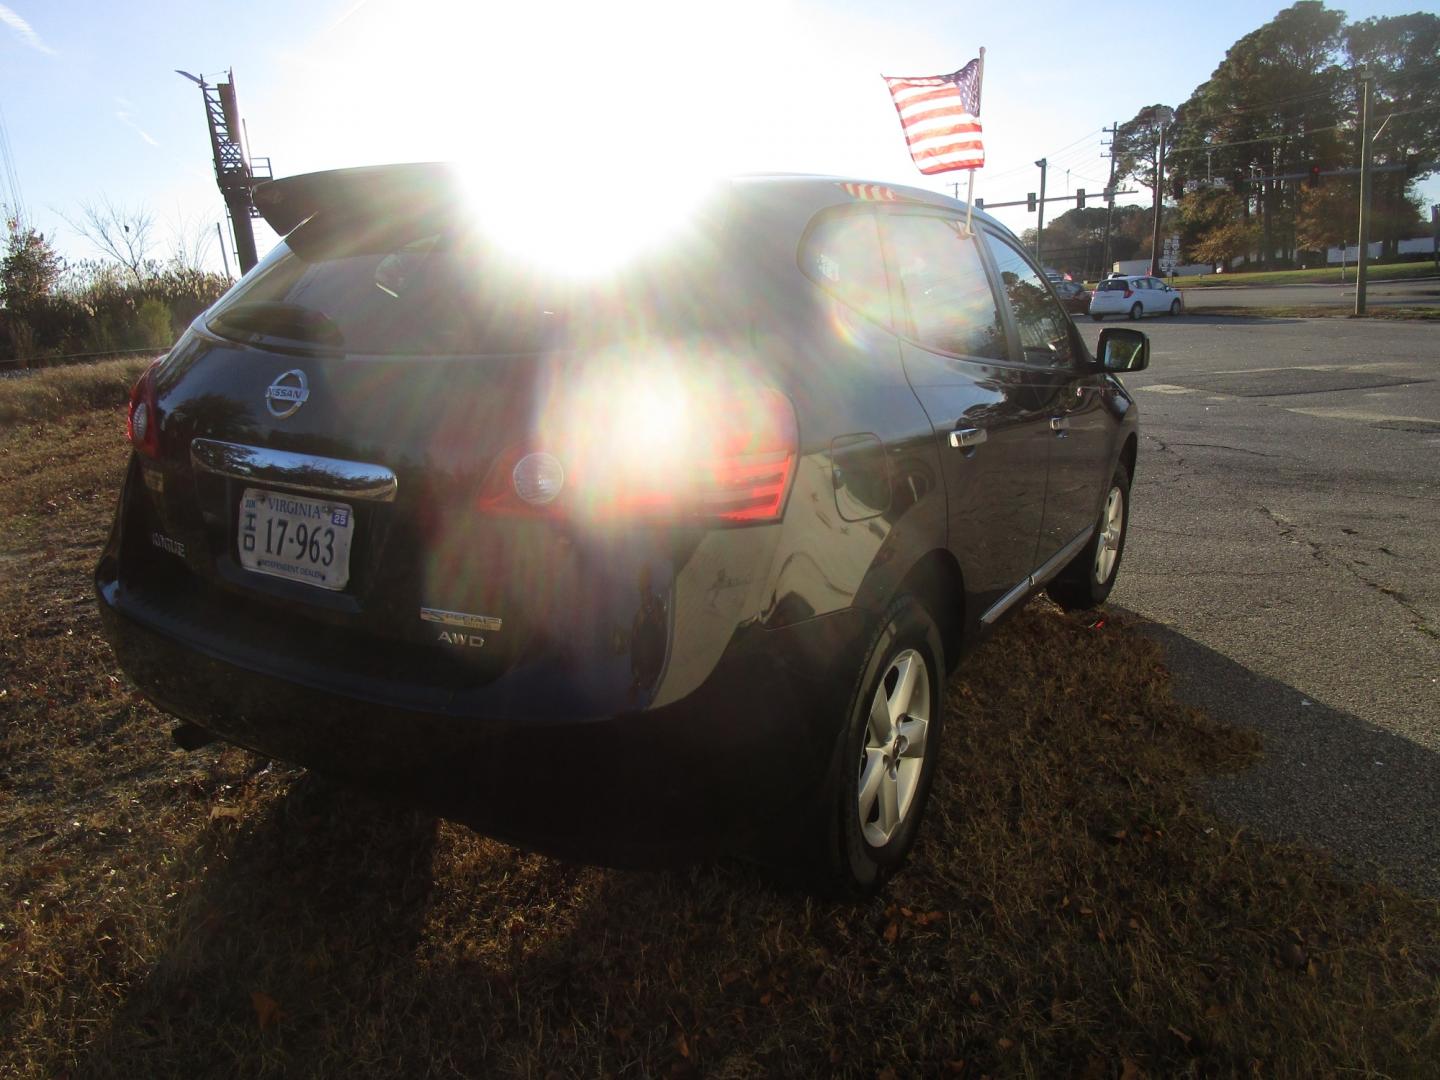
[207,209,729,356]
[982,232,1075,367]
[800,210,894,327]
[882,214,1007,360]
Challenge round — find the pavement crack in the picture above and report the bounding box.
[1258,505,1437,640]
[1167,441,1276,458]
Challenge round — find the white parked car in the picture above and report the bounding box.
[1089,275,1183,321]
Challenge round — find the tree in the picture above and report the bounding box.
[1346,13,1440,257]
[1,215,62,314]
[64,198,158,285]
[1295,180,1358,257]
[1,216,65,363]
[1178,188,1245,258]
[1167,2,1349,267]
[1112,105,1175,193]
[1192,220,1260,269]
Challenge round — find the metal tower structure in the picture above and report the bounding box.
[176,69,271,274]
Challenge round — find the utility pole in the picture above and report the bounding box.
[1101,122,1118,277]
[1034,157,1048,267]
[1356,71,1374,316]
[1148,116,1170,276]
[215,221,231,279]
[1432,204,1439,274]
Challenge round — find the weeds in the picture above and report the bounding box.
[1,412,1437,1078]
[0,356,154,428]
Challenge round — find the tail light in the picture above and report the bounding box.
[478,386,799,526]
[126,360,163,459]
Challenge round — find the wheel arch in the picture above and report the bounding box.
[893,548,967,674]
[1120,430,1138,480]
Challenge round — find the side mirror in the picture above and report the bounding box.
[1097,327,1149,372]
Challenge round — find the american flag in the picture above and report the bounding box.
[882,59,984,175]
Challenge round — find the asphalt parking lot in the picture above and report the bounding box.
[1078,313,1440,894]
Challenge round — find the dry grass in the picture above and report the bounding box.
[2,410,1438,1079]
[0,356,158,429]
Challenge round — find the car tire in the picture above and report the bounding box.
[812,594,945,897]
[1046,460,1131,611]
[1129,302,1142,321]
[1169,299,1182,316]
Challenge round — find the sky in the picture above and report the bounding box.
[1,0,1435,276]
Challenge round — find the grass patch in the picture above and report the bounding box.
[0,356,156,429]
[1175,262,1436,288]
[1184,305,1440,321]
[1083,263,1437,289]
[2,413,1438,1078]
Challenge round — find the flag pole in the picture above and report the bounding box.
[964,47,985,234]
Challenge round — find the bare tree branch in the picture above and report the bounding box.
[62,198,157,285]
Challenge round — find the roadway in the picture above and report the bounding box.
[1078,314,1440,894]
[1175,275,1440,310]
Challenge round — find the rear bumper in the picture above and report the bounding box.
[96,563,865,866]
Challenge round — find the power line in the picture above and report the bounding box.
[0,101,25,226]
[1166,103,1440,157]
[984,127,1104,181]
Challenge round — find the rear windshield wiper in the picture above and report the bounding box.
[209,301,346,350]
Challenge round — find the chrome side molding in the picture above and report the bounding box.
[979,525,1095,625]
[190,438,398,503]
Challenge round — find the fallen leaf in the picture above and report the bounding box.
[676,1032,690,1059]
[1168,1025,1193,1047]
[883,921,899,944]
[998,1037,1014,1051]
[208,805,243,822]
[968,990,982,1007]
[944,1060,966,1074]
[1120,1058,1143,1080]
[250,990,281,1031]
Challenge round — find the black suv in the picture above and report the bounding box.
[97,167,1148,893]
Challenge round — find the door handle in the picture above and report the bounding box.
[949,427,987,449]
[1049,416,1070,434]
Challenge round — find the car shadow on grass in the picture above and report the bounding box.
[63,605,1440,1079]
[1113,605,1440,898]
[71,770,444,1078]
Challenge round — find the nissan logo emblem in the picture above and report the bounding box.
[265,369,310,419]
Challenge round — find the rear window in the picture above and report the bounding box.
[1097,280,1131,291]
[207,208,732,356]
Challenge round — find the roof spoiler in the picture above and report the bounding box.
[252,162,462,235]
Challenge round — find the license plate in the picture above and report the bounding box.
[237,487,354,591]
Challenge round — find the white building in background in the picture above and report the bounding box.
[1326,236,1437,264]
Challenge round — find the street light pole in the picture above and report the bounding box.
[1356,71,1374,316]
[1034,158,1047,267]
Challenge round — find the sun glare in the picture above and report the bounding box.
[301,0,793,275]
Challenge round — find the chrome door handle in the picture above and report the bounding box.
[1049,416,1070,433]
[949,427,987,449]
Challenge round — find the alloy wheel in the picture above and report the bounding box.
[1094,485,1125,583]
[857,648,931,848]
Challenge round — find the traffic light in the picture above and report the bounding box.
[1307,163,1322,188]
[1027,192,1037,212]
[1076,188,1087,209]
